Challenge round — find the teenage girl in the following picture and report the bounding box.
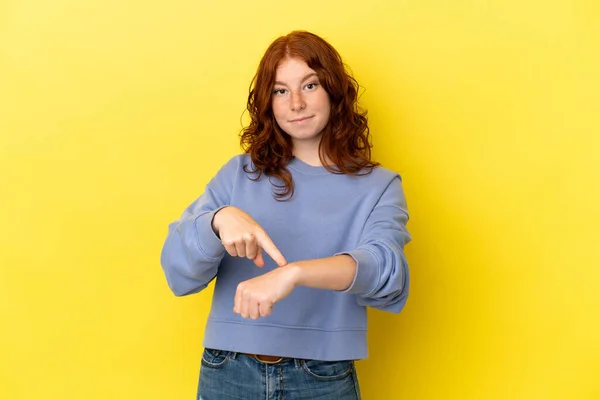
[161,30,411,400]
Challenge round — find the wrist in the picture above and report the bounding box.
[211,206,228,236]
[283,263,303,287]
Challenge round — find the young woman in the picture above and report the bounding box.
[161,30,411,400]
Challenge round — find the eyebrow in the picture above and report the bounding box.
[274,72,319,87]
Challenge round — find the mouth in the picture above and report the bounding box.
[289,115,314,123]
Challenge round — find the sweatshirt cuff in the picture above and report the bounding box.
[336,249,380,296]
[194,207,227,259]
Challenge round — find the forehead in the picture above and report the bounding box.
[275,57,317,81]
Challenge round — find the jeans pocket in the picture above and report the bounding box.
[201,348,229,369]
[301,359,354,381]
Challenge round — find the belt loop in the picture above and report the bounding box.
[229,351,238,360]
[294,358,301,369]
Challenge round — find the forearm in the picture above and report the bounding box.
[287,255,357,291]
[161,211,225,296]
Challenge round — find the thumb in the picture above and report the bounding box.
[252,249,265,268]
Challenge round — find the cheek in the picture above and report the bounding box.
[271,100,287,122]
[320,96,331,121]
[317,92,331,113]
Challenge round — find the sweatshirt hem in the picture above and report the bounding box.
[203,319,368,361]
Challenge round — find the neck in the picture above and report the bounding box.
[292,140,329,167]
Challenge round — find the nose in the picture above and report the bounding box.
[290,91,306,111]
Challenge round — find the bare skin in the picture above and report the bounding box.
[212,206,356,320]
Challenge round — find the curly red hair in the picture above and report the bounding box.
[240,30,379,200]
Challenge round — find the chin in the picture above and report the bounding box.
[290,134,323,143]
[286,127,326,141]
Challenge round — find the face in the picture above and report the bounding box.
[271,58,331,147]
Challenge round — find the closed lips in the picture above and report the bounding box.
[290,116,314,122]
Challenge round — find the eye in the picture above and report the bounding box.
[273,88,287,95]
[304,82,319,90]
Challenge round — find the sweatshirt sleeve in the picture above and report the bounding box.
[160,156,240,296]
[337,175,412,313]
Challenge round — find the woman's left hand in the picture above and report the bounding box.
[234,265,299,319]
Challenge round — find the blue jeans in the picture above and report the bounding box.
[197,348,362,399]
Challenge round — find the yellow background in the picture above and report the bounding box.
[1,0,599,399]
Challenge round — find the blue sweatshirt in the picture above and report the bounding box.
[160,154,411,361]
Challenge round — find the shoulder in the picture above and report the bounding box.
[205,154,256,197]
[361,164,402,187]
[222,153,251,168]
[206,154,251,190]
[217,154,253,175]
[355,165,407,207]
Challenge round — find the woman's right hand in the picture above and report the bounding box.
[211,206,287,268]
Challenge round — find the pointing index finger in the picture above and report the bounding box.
[255,230,287,267]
